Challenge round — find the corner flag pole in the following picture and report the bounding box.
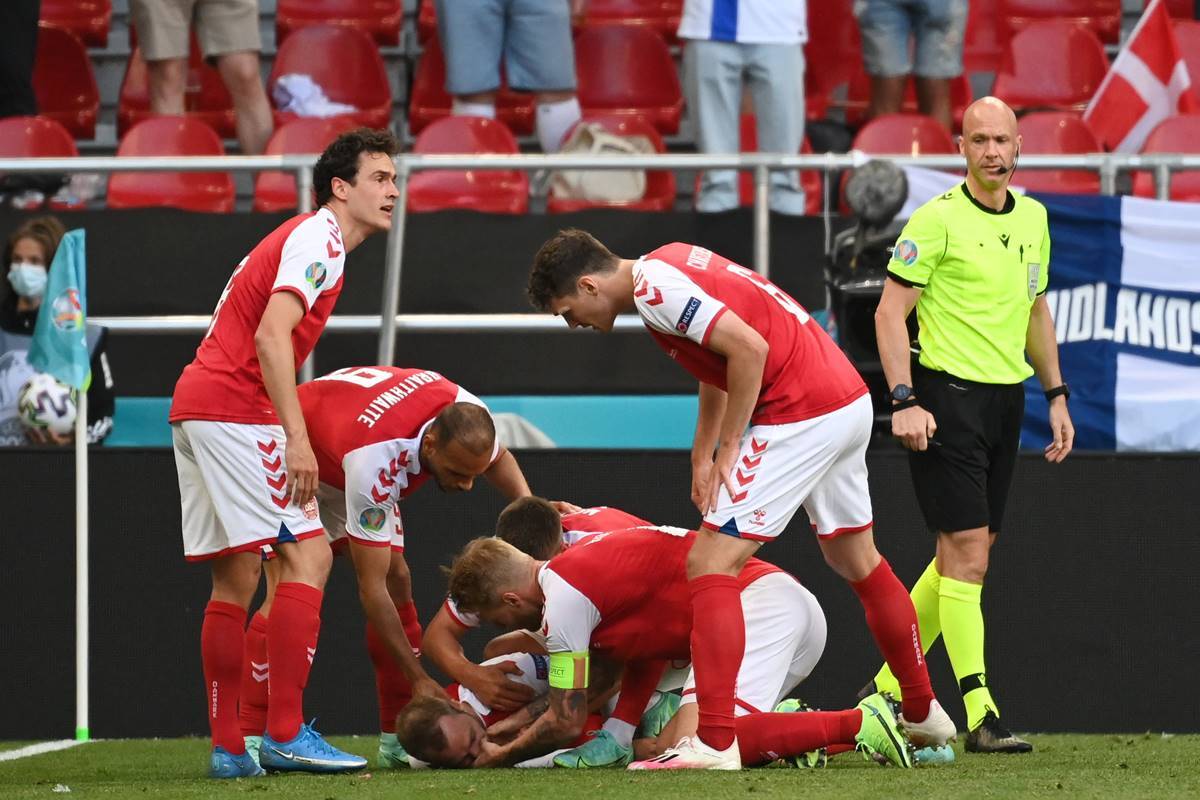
[75,389,89,742]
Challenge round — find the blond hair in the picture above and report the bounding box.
[446,537,530,614]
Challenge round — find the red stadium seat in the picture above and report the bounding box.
[992,21,1109,113]
[1174,20,1200,104]
[805,0,860,116]
[32,24,99,139]
[577,0,683,39]
[253,118,358,213]
[575,26,683,134]
[118,43,237,139]
[40,0,111,47]
[268,25,392,129]
[964,0,1006,72]
[107,117,235,213]
[408,116,529,214]
[408,38,535,135]
[693,115,823,215]
[1002,0,1122,44]
[1132,115,1200,202]
[417,0,437,42]
[548,114,676,212]
[1167,0,1195,18]
[843,72,973,131]
[1012,111,1101,194]
[0,116,79,157]
[276,0,402,47]
[844,113,957,214]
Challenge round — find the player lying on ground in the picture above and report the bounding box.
[423,497,652,713]
[238,366,570,770]
[528,231,954,769]
[435,527,913,769]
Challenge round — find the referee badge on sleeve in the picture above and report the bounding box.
[1027,263,1041,300]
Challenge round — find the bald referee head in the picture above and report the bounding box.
[959,97,1022,196]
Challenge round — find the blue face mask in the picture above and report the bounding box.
[8,263,47,298]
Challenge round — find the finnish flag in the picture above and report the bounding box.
[1024,194,1200,451]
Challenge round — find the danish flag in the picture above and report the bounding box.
[1084,0,1197,152]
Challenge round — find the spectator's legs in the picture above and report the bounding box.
[439,0,504,118]
[146,59,189,115]
[745,43,806,215]
[215,52,273,155]
[855,0,914,121]
[684,39,744,213]
[534,91,581,152]
[867,76,907,120]
[452,93,497,118]
[915,77,953,133]
[0,0,39,118]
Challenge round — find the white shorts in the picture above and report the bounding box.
[702,393,874,541]
[680,571,827,715]
[172,420,323,561]
[318,482,406,552]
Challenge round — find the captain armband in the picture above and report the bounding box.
[548,651,590,690]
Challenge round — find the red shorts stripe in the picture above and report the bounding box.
[811,520,873,538]
[184,534,279,562]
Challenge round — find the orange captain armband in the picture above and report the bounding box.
[548,651,590,690]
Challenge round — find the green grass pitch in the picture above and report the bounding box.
[3,734,1199,800]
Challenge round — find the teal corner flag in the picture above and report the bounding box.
[29,229,90,391]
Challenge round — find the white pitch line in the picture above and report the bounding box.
[0,740,92,762]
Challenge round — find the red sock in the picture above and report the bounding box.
[689,574,744,752]
[201,600,247,754]
[365,601,423,733]
[266,582,323,743]
[736,710,861,766]
[238,611,269,737]
[851,559,934,722]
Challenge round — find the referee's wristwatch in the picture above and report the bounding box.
[890,383,919,412]
[1044,384,1071,402]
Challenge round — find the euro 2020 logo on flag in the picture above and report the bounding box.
[51,288,84,332]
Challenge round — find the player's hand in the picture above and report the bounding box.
[549,500,583,515]
[705,446,739,515]
[412,676,449,701]
[690,459,712,514]
[1044,399,1074,463]
[469,660,537,712]
[473,737,506,768]
[285,434,319,506]
[892,405,937,451]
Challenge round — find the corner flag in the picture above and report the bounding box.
[28,229,90,391]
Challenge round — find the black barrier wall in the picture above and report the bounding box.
[0,209,844,396]
[3,449,1197,739]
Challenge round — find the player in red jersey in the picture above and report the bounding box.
[527,230,954,768]
[236,365,541,768]
[424,496,652,711]
[168,129,399,778]
[433,529,912,770]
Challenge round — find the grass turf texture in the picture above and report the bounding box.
[2,735,1198,799]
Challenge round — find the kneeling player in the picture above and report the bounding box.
[443,528,913,769]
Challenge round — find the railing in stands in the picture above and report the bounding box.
[4,151,1199,377]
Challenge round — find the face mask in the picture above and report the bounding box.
[8,263,47,298]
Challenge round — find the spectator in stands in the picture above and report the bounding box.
[0,216,114,446]
[679,0,808,214]
[129,0,273,154]
[0,1,38,119]
[856,0,966,133]
[436,0,582,152]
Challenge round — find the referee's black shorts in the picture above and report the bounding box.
[908,364,1025,535]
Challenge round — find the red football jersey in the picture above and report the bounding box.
[539,527,783,662]
[443,505,654,629]
[633,242,867,425]
[170,209,347,424]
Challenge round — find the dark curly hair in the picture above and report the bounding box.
[313,128,400,207]
[527,229,618,311]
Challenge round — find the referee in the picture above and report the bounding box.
[868,97,1074,753]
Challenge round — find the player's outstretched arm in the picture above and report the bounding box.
[703,312,768,513]
[424,605,538,712]
[255,292,318,505]
[1025,294,1074,463]
[484,447,532,500]
[347,540,444,700]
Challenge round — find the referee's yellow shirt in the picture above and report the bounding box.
[887,183,1051,385]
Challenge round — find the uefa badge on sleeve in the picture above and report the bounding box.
[1027,263,1041,301]
[304,262,327,290]
[895,239,919,266]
